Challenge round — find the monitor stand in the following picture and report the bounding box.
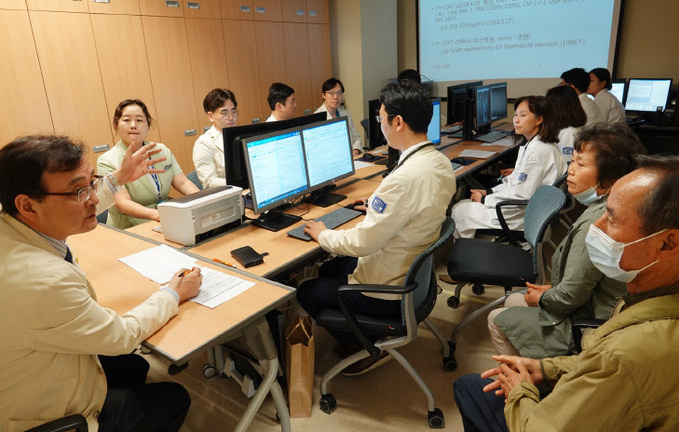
[305,186,346,208]
[251,210,301,232]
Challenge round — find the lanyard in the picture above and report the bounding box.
[392,143,434,172]
[142,142,162,199]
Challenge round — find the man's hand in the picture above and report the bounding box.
[113,139,167,185]
[481,355,543,400]
[500,168,515,177]
[470,189,487,203]
[304,220,328,242]
[353,197,369,212]
[524,282,551,307]
[352,149,361,156]
[167,267,202,302]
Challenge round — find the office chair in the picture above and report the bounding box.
[444,185,567,370]
[186,170,203,190]
[571,318,606,354]
[24,414,88,432]
[360,118,369,143]
[315,218,456,428]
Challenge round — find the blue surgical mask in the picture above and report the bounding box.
[572,184,603,205]
[585,225,666,283]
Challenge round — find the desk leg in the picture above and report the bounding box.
[233,320,291,432]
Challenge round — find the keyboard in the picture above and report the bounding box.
[476,131,507,143]
[287,207,363,241]
[441,126,461,134]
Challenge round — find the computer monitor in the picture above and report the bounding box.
[242,128,309,231]
[489,82,508,122]
[474,84,492,133]
[301,117,356,207]
[223,112,326,189]
[625,78,673,112]
[446,81,482,126]
[610,79,626,104]
[427,98,441,144]
[367,98,387,149]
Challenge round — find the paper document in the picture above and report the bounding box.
[184,267,256,309]
[119,244,197,284]
[480,136,514,147]
[459,149,497,159]
[353,160,373,170]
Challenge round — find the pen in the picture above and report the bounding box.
[212,258,238,268]
[178,268,194,277]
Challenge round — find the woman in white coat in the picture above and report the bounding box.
[451,96,567,238]
[315,77,363,155]
[546,85,587,163]
[587,68,626,124]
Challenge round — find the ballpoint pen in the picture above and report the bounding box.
[212,258,238,268]
[178,268,194,277]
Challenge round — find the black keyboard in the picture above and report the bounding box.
[442,126,461,134]
[287,207,362,241]
[476,131,507,143]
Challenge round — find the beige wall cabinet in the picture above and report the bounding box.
[184,0,221,19]
[281,0,306,22]
[0,9,53,146]
[30,10,113,168]
[283,22,314,114]
[26,0,88,13]
[88,0,140,15]
[90,13,161,144]
[140,0,184,17]
[305,0,327,23]
[185,17,231,128]
[223,19,265,122]
[308,23,331,106]
[254,21,288,117]
[252,0,280,21]
[221,0,253,20]
[143,16,200,172]
[0,0,26,10]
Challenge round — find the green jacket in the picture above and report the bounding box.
[495,198,627,358]
[505,286,679,431]
[97,141,182,229]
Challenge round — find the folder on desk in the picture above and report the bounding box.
[459,149,497,159]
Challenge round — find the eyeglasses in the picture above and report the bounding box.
[43,175,104,203]
[325,90,343,97]
[217,109,239,119]
[375,114,395,123]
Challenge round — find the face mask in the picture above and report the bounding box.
[572,184,602,205]
[585,225,666,283]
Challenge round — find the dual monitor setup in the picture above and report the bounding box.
[447,81,508,141]
[223,115,356,232]
[605,78,674,114]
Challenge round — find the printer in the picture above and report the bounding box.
[158,186,244,246]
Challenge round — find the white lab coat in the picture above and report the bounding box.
[318,142,456,300]
[557,126,580,163]
[192,125,226,189]
[579,93,604,127]
[594,89,626,124]
[451,136,567,238]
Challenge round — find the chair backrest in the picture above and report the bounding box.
[523,185,567,276]
[552,170,568,188]
[187,170,203,190]
[402,217,456,325]
[360,118,369,140]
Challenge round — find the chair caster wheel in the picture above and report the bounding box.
[447,296,460,308]
[428,408,445,428]
[472,284,485,295]
[202,363,216,378]
[442,356,458,372]
[320,394,337,414]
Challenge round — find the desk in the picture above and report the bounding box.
[69,224,294,432]
[437,135,518,179]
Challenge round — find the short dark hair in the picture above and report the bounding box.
[560,68,590,93]
[633,155,679,235]
[267,83,295,111]
[112,99,153,130]
[574,123,644,189]
[0,135,85,216]
[322,78,344,94]
[203,88,237,113]
[546,85,587,129]
[379,81,432,134]
[513,95,560,145]
[589,68,613,90]
[397,69,421,84]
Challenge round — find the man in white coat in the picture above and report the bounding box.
[561,67,603,127]
[0,136,201,431]
[297,81,456,375]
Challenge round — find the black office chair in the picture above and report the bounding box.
[360,118,369,143]
[24,414,88,432]
[186,170,203,190]
[315,217,456,428]
[444,185,567,370]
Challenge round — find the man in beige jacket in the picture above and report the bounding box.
[0,135,201,431]
[454,155,679,432]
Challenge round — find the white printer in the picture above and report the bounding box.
[158,186,244,246]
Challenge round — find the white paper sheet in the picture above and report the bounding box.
[459,149,497,159]
[119,244,197,284]
[184,267,256,309]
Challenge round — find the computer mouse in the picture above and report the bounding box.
[362,153,376,162]
[451,157,466,165]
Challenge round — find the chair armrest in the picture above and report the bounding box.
[335,282,417,356]
[495,199,529,248]
[25,414,88,432]
[571,318,606,353]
